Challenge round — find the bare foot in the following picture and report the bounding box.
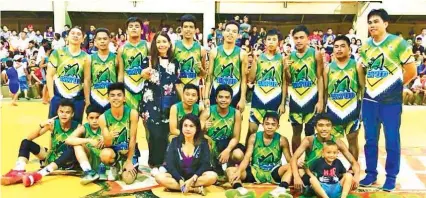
[11,102,18,106]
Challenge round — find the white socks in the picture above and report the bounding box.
[13,160,27,171]
[38,165,54,176]
[79,161,92,172]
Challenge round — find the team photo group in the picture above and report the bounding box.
[0,7,418,198]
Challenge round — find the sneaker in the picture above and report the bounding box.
[225,188,256,198]
[1,170,26,185]
[151,167,159,177]
[236,187,249,195]
[360,175,377,187]
[22,172,42,187]
[81,170,99,185]
[382,178,396,192]
[158,166,167,174]
[269,187,293,198]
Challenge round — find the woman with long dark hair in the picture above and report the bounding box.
[140,31,181,174]
[155,114,217,196]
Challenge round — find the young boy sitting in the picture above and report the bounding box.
[306,140,353,198]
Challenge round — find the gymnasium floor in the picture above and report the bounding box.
[1,99,426,197]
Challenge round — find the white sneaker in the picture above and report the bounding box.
[151,167,159,176]
[270,187,292,198]
[158,166,167,174]
[236,187,248,195]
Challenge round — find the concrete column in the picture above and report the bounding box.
[53,1,66,34]
[203,0,215,47]
[354,2,383,43]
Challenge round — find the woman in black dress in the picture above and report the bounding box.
[140,31,180,174]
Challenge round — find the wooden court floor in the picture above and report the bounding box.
[1,100,426,197]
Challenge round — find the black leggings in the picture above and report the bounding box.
[18,139,76,169]
[146,122,169,167]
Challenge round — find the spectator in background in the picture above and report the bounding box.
[346,28,357,41]
[149,27,156,42]
[1,26,11,40]
[259,27,266,40]
[34,30,43,44]
[52,33,65,50]
[309,29,321,45]
[87,41,97,54]
[206,39,216,54]
[324,36,334,55]
[168,27,179,44]
[416,28,426,47]
[350,37,358,56]
[249,26,259,46]
[26,40,37,59]
[117,28,126,40]
[44,25,54,42]
[85,25,96,48]
[5,60,20,106]
[216,22,224,46]
[27,25,36,41]
[356,39,362,48]
[418,58,426,76]
[411,74,426,105]
[240,16,251,42]
[323,28,336,44]
[0,40,9,59]
[283,43,292,56]
[318,30,324,43]
[36,39,49,64]
[414,50,424,68]
[62,25,70,38]
[16,32,30,52]
[14,55,30,100]
[320,47,331,65]
[207,28,216,43]
[395,32,403,38]
[117,34,127,48]
[413,37,425,55]
[142,18,150,41]
[194,27,203,44]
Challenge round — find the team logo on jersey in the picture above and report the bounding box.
[59,63,81,90]
[291,64,313,95]
[125,53,143,82]
[366,53,395,87]
[258,152,276,170]
[93,68,111,96]
[258,67,279,93]
[217,63,238,85]
[179,57,197,79]
[330,75,356,108]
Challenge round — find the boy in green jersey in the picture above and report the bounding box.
[169,84,201,140]
[226,112,292,198]
[91,28,119,113]
[205,20,248,112]
[324,35,364,160]
[286,25,324,154]
[117,17,151,110]
[290,113,360,195]
[99,82,140,184]
[200,84,245,175]
[174,14,207,99]
[1,99,80,186]
[358,9,417,191]
[247,29,287,145]
[22,104,105,187]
